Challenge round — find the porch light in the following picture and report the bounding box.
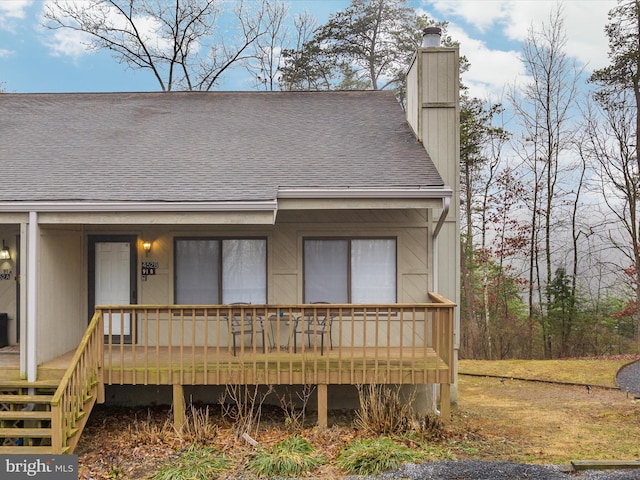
[0,240,10,260]
[142,240,152,255]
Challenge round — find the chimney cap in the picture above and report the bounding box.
[421,27,442,48]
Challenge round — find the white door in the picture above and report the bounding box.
[95,242,131,337]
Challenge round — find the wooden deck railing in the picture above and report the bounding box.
[99,294,455,388]
[51,311,104,454]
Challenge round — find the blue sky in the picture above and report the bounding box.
[0,0,617,99]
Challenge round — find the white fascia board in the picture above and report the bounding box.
[277,187,453,199]
[0,200,278,213]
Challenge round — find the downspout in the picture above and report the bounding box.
[431,196,450,415]
[26,211,38,382]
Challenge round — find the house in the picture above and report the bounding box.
[0,36,459,453]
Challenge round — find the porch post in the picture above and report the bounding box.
[173,384,186,432]
[26,211,38,382]
[317,384,327,429]
[19,222,28,379]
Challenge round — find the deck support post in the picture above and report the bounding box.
[317,384,327,428]
[439,383,450,423]
[173,384,186,432]
[51,403,62,454]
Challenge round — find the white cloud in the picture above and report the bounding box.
[498,1,614,71]
[0,0,33,20]
[429,0,509,32]
[554,1,614,71]
[427,0,615,72]
[446,23,527,101]
[0,0,33,31]
[46,28,94,57]
[421,0,617,100]
[40,0,179,59]
[40,0,98,58]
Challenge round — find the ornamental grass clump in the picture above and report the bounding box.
[355,383,416,435]
[151,444,232,480]
[247,435,326,478]
[336,437,424,476]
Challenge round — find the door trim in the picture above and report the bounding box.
[15,234,20,344]
[88,235,138,343]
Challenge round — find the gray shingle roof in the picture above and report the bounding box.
[0,91,443,203]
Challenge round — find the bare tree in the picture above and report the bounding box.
[508,7,581,357]
[582,92,640,344]
[43,0,271,91]
[459,95,510,359]
[589,0,640,346]
[244,2,317,91]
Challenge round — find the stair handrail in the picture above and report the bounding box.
[50,310,104,454]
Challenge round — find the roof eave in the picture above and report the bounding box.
[0,200,278,213]
[276,186,452,199]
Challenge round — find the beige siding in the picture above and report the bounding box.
[405,54,420,138]
[423,108,459,192]
[413,47,460,315]
[140,233,171,305]
[421,50,458,105]
[0,214,29,224]
[408,45,460,401]
[37,226,85,364]
[435,223,460,348]
[272,274,298,304]
[401,275,430,303]
[275,209,427,225]
[128,209,432,306]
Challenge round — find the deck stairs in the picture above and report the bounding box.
[0,379,60,453]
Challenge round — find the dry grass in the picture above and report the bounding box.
[452,357,640,464]
[458,357,635,387]
[76,357,640,478]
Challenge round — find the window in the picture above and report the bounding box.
[175,238,266,304]
[304,239,396,303]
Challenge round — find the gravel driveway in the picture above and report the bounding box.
[367,460,640,479]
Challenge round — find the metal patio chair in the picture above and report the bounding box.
[229,303,265,356]
[301,301,335,356]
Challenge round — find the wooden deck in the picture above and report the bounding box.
[0,296,455,453]
[40,345,450,386]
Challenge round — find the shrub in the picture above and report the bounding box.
[336,437,424,476]
[355,383,416,435]
[128,409,174,445]
[151,444,232,480]
[356,384,444,439]
[178,404,218,444]
[275,384,315,431]
[220,384,274,439]
[248,435,326,478]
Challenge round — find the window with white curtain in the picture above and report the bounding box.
[175,238,266,304]
[304,238,396,303]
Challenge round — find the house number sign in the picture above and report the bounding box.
[141,261,158,277]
